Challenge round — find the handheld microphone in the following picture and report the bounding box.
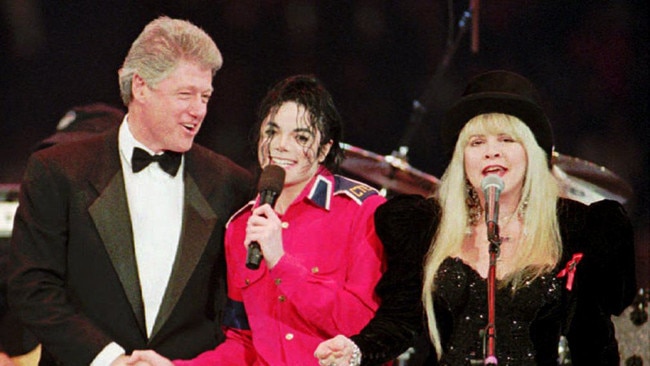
[246,165,285,270]
[481,175,504,242]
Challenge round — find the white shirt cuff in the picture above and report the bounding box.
[91,342,125,366]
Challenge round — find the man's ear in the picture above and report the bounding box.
[318,139,333,163]
[131,74,147,101]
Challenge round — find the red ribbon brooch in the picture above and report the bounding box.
[557,253,583,291]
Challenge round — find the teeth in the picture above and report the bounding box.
[272,158,293,166]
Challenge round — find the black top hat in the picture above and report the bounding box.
[441,70,554,164]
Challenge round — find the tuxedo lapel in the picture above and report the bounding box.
[150,173,218,340]
[87,129,147,337]
[85,135,219,342]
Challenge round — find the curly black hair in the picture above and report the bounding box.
[253,74,344,172]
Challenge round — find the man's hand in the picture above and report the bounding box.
[109,353,155,366]
[127,350,174,366]
[245,204,285,268]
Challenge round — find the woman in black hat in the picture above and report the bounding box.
[315,70,636,365]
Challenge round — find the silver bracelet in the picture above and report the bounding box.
[349,341,362,366]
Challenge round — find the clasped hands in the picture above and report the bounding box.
[314,335,358,366]
[110,351,173,366]
[111,334,357,366]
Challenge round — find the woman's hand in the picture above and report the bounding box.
[245,204,285,268]
[127,350,174,366]
[314,335,361,366]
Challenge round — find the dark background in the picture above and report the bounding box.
[1,1,648,287]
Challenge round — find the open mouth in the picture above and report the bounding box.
[482,166,506,176]
[182,123,198,133]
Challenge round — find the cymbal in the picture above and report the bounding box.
[551,152,634,205]
[339,143,439,197]
[339,144,632,204]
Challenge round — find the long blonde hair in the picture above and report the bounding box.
[422,113,562,357]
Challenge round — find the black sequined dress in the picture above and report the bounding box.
[351,194,636,366]
[435,257,563,365]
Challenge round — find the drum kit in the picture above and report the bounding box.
[339,142,634,206]
[339,143,439,198]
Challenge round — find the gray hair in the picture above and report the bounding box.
[117,16,223,106]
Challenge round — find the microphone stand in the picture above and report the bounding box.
[484,222,501,365]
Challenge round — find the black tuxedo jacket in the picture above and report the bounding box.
[8,127,253,365]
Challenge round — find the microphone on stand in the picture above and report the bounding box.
[481,175,504,243]
[480,174,504,366]
[246,165,285,270]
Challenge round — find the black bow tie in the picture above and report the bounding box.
[131,147,182,176]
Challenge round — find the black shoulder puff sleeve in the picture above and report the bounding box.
[565,199,637,365]
[582,199,636,314]
[351,194,439,365]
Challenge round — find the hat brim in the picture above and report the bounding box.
[442,92,554,161]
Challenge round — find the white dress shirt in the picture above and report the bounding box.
[92,116,184,365]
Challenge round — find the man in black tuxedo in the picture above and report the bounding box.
[8,16,253,365]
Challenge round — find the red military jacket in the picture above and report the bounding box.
[176,168,386,365]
